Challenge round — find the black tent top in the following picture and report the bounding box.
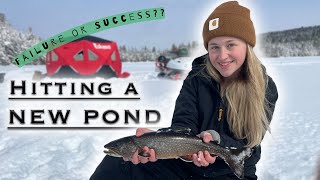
[73,35,113,43]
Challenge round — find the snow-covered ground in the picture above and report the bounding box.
[0,56,320,180]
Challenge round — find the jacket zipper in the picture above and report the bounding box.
[217,82,223,122]
[210,79,224,126]
[218,104,223,122]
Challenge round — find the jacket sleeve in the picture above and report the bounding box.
[219,76,279,148]
[265,76,278,123]
[219,134,246,148]
[169,71,200,135]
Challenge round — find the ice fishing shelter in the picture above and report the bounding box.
[46,36,129,78]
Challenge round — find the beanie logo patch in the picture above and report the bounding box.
[209,18,219,31]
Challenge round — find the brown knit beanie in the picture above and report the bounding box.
[202,1,256,50]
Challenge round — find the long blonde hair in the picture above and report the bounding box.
[205,44,270,148]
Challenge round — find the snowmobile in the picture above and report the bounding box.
[155,55,192,80]
[155,47,192,80]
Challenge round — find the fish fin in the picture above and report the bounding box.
[209,153,217,157]
[211,140,220,144]
[157,128,171,133]
[223,147,253,179]
[138,151,151,157]
[173,127,192,134]
[179,156,193,162]
[158,127,191,134]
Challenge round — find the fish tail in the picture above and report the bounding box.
[224,147,253,179]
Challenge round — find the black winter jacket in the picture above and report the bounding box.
[169,54,278,179]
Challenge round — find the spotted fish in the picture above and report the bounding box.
[104,128,252,179]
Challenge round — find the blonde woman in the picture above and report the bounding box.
[91,1,278,179]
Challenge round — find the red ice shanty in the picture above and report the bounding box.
[45,36,129,78]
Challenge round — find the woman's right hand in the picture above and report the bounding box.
[192,131,217,167]
[123,128,158,164]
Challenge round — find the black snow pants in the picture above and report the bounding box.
[90,156,256,180]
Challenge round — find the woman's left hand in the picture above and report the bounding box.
[191,131,217,167]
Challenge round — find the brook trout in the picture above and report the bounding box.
[104,129,252,179]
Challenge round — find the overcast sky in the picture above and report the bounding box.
[1,0,319,49]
